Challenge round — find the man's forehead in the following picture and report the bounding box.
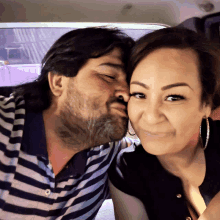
[88,48,124,66]
[98,62,124,71]
[106,47,123,59]
[92,47,122,61]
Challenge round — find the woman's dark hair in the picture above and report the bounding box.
[13,27,134,112]
[129,27,220,110]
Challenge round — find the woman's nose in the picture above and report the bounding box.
[142,101,164,125]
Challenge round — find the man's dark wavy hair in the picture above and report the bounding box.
[129,27,220,110]
[13,27,134,112]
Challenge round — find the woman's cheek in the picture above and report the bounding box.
[128,100,136,120]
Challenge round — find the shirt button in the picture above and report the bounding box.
[45,189,51,196]
[186,217,192,220]
[176,194,182,198]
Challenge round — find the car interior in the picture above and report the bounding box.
[1,0,220,219]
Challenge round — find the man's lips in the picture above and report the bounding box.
[110,104,128,117]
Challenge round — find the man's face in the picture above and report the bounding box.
[56,48,129,150]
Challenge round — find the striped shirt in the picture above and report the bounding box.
[0,94,134,219]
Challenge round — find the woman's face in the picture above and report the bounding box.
[128,48,211,156]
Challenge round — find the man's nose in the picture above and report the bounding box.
[115,82,130,103]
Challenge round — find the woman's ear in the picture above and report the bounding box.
[203,102,212,118]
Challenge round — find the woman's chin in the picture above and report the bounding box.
[140,136,177,156]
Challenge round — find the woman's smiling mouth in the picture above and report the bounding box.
[143,130,173,138]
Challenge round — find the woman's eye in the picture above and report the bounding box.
[166,95,185,101]
[130,93,145,99]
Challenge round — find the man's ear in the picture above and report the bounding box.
[48,72,67,97]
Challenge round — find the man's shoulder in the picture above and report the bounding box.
[103,137,140,152]
[0,93,25,110]
[0,94,14,107]
[88,137,140,163]
[0,94,25,169]
[104,137,140,165]
[0,93,25,143]
[120,136,140,149]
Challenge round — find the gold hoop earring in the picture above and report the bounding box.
[200,117,210,150]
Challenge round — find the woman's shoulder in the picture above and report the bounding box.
[108,142,158,198]
[205,118,220,154]
[212,118,220,126]
[210,118,220,140]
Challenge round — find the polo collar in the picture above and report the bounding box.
[21,111,88,179]
[21,111,48,158]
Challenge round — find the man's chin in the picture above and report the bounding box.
[108,115,128,140]
[91,113,128,143]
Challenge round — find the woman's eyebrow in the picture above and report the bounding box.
[161,83,193,91]
[130,81,149,89]
[130,81,193,91]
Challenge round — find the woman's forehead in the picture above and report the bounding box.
[131,48,201,90]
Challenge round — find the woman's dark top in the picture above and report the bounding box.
[108,118,220,220]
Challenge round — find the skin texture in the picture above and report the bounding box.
[43,48,129,175]
[109,48,220,220]
[109,179,149,220]
[199,191,220,220]
[129,48,211,158]
[128,48,213,218]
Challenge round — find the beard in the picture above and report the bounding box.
[54,87,128,152]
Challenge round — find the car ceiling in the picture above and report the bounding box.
[0,0,220,26]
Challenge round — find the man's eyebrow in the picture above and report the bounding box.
[99,63,124,70]
[130,81,193,91]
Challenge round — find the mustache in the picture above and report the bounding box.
[106,96,127,108]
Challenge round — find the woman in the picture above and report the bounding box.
[108,27,220,220]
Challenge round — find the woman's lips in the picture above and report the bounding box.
[143,130,173,138]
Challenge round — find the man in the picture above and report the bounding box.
[0,27,134,219]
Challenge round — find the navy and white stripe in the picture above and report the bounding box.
[0,94,133,219]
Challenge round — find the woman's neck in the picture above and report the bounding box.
[157,141,207,217]
[157,142,205,184]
